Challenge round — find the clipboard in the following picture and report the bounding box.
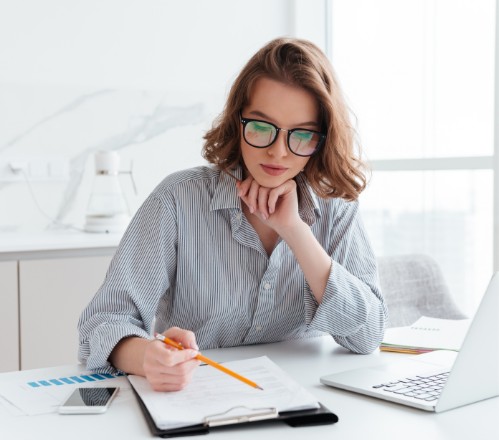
[132,385,339,438]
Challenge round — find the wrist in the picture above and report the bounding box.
[110,336,148,376]
[278,218,309,244]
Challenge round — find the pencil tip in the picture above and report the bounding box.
[257,386,264,390]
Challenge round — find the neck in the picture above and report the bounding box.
[242,203,279,256]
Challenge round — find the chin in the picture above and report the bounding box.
[253,174,287,188]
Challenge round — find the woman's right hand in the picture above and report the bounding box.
[142,327,201,391]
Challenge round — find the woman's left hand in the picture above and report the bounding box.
[237,174,331,302]
[236,175,303,235]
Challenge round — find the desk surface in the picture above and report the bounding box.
[1,335,497,440]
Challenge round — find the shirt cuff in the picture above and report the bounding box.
[82,323,150,375]
[304,259,374,336]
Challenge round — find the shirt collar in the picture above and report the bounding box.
[210,165,321,225]
[209,166,243,212]
[295,171,321,226]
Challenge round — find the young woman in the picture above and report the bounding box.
[78,37,387,391]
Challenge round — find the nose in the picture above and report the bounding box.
[268,129,288,157]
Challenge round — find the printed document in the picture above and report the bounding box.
[128,355,320,430]
[381,316,471,353]
[0,372,127,416]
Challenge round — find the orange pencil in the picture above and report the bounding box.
[154,333,263,390]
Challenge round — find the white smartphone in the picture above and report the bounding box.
[58,387,119,414]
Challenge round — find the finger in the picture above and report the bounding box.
[149,363,199,391]
[237,176,253,198]
[257,186,270,219]
[147,357,199,391]
[149,341,199,369]
[267,180,295,214]
[246,179,261,214]
[165,348,199,366]
[144,343,200,384]
[158,355,200,375]
[163,327,199,350]
[267,186,285,214]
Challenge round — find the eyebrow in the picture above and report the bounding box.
[247,110,320,129]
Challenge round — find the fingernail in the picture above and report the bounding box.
[249,206,254,213]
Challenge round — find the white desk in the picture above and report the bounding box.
[1,335,497,440]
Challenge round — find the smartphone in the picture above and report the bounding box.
[58,387,119,414]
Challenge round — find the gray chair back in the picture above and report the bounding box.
[377,254,467,328]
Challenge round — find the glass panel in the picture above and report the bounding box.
[360,170,493,314]
[331,0,495,159]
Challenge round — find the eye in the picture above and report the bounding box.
[292,130,315,142]
[249,121,274,133]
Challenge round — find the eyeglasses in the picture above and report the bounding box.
[240,113,325,157]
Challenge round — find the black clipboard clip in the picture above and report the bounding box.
[203,406,278,427]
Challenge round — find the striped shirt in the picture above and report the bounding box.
[78,165,387,373]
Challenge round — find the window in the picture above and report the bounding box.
[328,0,496,313]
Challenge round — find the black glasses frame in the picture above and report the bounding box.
[240,112,325,157]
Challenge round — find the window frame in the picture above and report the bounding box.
[312,0,499,274]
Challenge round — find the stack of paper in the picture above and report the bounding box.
[128,356,320,431]
[381,316,471,354]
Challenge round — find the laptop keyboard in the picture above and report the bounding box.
[372,371,450,401]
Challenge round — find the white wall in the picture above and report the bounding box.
[0,0,296,231]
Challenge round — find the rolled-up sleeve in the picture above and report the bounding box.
[304,199,387,354]
[78,191,177,373]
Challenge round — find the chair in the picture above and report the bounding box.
[377,254,467,328]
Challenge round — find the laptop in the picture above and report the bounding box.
[320,272,499,412]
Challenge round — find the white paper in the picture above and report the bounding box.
[0,374,127,416]
[128,356,319,430]
[382,316,471,351]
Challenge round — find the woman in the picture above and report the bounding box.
[78,37,387,391]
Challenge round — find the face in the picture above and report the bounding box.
[240,77,320,188]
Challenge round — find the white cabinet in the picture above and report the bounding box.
[0,231,119,372]
[19,255,112,370]
[0,261,19,372]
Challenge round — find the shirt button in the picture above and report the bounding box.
[235,213,242,220]
[264,282,271,290]
[256,326,262,331]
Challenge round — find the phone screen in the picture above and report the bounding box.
[59,387,119,414]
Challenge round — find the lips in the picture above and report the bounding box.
[260,164,288,176]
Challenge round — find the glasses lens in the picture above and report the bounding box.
[289,130,322,156]
[244,121,277,147]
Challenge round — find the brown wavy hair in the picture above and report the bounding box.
[202,37,367,201]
